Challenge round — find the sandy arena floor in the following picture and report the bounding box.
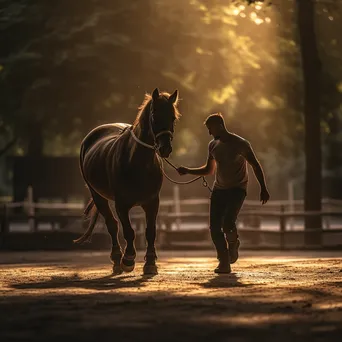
[0,250,341,342]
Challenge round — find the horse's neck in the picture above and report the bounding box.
[137,104,154,144]
[135,125,154,146]
[128,102,160,167]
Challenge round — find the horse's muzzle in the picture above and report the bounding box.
[158,145,172,158]
[156,132,173,158]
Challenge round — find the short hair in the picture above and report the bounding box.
[204,113,225,126]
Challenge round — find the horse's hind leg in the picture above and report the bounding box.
[115,202,136,273]
[90,190,123,274]
[142,197,159,275]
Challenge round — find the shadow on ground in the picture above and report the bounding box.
[2,274,341,342]
[2,251,342,342]
[200,273,248,288]
[11,272,247,291]
[11,273,157,291]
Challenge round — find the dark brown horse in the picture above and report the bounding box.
[74,88,180,274]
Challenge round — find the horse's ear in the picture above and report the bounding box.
[169,90,179,104]
[152,88,159,101]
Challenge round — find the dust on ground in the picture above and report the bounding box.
[1,250,341,342]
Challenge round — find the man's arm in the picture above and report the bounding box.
[177,156,215,176]
[242,142,270,204]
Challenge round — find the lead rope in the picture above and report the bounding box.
[126,125,212,192]
[159,156,212,193]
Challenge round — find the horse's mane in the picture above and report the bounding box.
[128,91,181,160]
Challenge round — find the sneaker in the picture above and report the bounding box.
[228,239,240,264]
[214,250,231,274]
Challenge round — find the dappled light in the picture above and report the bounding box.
[1,1,342,340]
[1,251,342,340]
[2,0,340,201]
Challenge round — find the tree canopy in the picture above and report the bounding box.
[1,0,341,199]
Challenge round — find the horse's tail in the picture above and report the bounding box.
[83,197,95,216]
[73,204,99,244]
[73,142,100,244]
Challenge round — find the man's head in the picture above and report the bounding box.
[204,113,226,139]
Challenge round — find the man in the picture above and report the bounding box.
[177,113,270,274]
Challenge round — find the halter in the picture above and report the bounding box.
[129,127,156,150]
[129,102,173,151]
[128,100,212,193]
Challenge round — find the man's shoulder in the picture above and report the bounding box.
[208,139,219,156]
[230,133,249,145]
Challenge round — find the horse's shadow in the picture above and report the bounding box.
[11,272,157,291]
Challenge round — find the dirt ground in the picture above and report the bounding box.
[0,250,341,342]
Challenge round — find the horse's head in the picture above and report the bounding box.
[150,88,180,158]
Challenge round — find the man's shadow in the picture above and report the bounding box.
[200,272,248,289]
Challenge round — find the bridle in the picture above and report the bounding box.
[128,103,212,192]
[129,102,173,151]
[129,128,173,151]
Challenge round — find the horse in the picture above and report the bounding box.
[74,88,180,275]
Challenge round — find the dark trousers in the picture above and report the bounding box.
[209,187,246,256]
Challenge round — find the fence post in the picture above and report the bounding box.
[280,205,286,250]
[27,186,36,232]
[173,185,181,230]
[163,215,172,249]
[288,180,295,230]
[324,199,330,230]
[1,204,9,234]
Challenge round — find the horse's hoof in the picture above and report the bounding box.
[120,260,135,273]
[143,264,158,275]
[110,255,122,264]
[112,264,123,275]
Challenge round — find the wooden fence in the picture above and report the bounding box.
[1,186,342,250]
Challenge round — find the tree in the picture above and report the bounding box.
[188,0,342,234]
[296,0,322,237]
[0,1,162,156]
[1,0,341,211]
[0,0,263,159]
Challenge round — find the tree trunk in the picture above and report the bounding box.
[296,0,322,244]
[326,112,340,174]
[325,111,341,199]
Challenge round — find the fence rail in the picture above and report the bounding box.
[2,198,342,209]
[1,185,342,250]
[1,209,342,250]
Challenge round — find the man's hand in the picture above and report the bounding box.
[177,166,189,175]
[260,187,270,205]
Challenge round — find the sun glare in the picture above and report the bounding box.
[229,1,269,26]
[255,18,264,25]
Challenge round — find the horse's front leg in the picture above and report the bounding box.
[115,202,136,273]
[142,197,159,275]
